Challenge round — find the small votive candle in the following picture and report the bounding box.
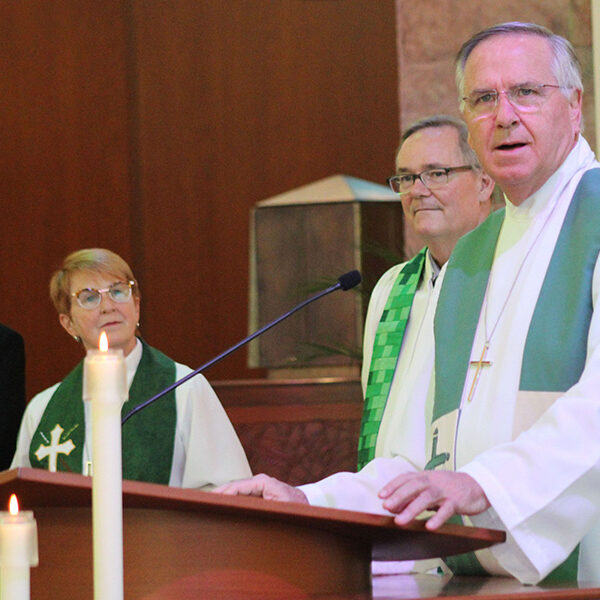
[0,494,38,600]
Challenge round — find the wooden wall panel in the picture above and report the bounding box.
[0,2,135,398]
[0,1,398,401]
[129,0,399,380]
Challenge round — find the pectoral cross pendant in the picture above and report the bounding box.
[466,343,492,403]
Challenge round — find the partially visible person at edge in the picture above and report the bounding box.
[11,248,251,488]
[216,22,600,585]
[0,323,26,470]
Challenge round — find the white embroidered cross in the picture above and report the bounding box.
[34,424,76,472]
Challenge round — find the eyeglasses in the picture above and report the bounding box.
[71,280,135,310]
[387,165,476,195]
[462,84,566,117]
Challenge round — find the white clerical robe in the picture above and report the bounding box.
[362,252,445,575]
[455,137,600,583]
[11,338,252,488]
[302,136,600,585]
[301,252,444,511]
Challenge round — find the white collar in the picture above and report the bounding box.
[425,248,441,286]
[124,337,143,393]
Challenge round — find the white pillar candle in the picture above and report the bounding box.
[83,332,127,600]
[0,495,38,600]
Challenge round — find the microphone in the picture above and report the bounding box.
[121,270,361,425]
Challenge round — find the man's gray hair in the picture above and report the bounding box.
[398,115,480,169]
[455,22,583,106]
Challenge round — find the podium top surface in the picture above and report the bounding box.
[0,467,505,562]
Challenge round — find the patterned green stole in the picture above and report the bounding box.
[430,168,600,580]
[357,248,427,470]
[30,339,178,484]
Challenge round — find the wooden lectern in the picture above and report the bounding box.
[0,468,505,599]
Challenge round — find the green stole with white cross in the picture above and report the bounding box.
[29,339,177,484]
[429,168,600,581]
[357,248,427,470]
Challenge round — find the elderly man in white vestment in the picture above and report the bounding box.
[216,22,600,584]
[358,114,493,577]
[357,114,493,472]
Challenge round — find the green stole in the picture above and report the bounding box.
[357,248,427,470]
[30,339,177,484]
[430,168,600,580]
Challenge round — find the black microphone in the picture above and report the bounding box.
[121,270,361,425]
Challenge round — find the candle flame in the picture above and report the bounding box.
[9,494,19,515]
[99,331,109,352]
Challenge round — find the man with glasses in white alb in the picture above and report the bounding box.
[217,22,600,585]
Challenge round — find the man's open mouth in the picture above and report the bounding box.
[496,142,527,151]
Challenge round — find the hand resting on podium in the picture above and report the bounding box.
[214,473,309,504]
[379,470,490,530]
[213,469,489,530]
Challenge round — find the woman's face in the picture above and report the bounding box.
[59,270,140,355]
